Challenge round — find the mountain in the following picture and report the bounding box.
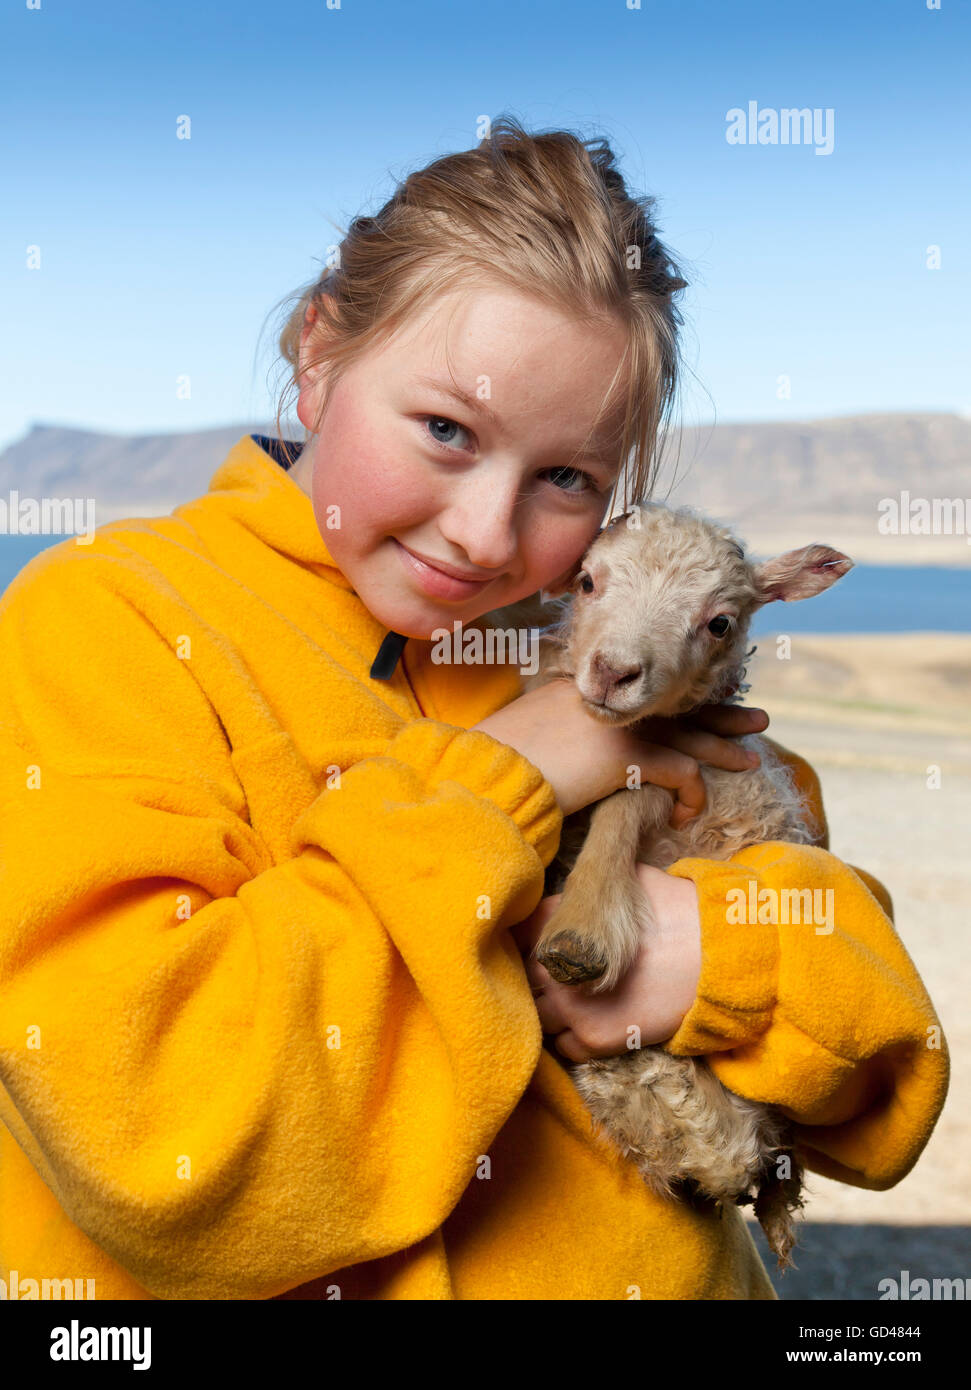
[1,412,968,565]
[0,423,273,518]
[656,411,970,565]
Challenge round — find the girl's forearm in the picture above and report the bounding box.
[634,863,702,1035]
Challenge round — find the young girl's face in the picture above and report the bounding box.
[289,281,630,640]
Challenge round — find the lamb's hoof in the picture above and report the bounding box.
[536,931,607,984]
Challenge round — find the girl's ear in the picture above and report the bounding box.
[297,301,336,433]
[299,292,341,387]
[298,303,324,386]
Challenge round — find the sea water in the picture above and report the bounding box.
[1,535,968,634]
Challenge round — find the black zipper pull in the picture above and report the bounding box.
[369,630,409,680]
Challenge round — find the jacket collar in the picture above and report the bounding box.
[202,435,525,712]
[203,434,352,583]
[211,435,408,676]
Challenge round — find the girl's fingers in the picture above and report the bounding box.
[531,973,599,1045]
[634,721,760,773]
[621,741,707,825]
[535,988,629,1062]
[684,703,769,734]
[531,979,566,1032]
[511,894,562,954]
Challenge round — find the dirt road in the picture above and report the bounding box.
[740,633,970,1297]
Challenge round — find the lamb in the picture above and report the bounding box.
[517,502,853,1268]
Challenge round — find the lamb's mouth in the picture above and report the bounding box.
[579,699,633,724]
[578,691,682,725]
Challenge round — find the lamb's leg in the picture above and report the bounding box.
[574,1050,805,1269]
[574,1051,766,1196]
[535,783,673,992]
[751,1128,806,1270]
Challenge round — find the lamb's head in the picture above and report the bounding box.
[554,503,853,725]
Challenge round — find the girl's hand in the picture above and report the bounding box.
[635,701,770,763]
[512,863,703,1061]
[471,679,769,822]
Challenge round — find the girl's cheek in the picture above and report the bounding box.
[349,430,431,523]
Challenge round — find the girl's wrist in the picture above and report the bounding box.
[634,863,703,1025]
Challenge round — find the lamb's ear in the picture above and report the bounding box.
[752,544,853,604]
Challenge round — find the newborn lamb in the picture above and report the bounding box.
[519,502,853,1268]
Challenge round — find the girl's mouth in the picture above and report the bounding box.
[393,539,495,601]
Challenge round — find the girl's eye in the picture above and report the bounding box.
[421,416,600,497]
[424,416,472,451]
[542,464,600,497]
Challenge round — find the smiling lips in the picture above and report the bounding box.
[394,540,496,600]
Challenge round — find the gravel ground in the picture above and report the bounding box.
[736,635,970,1299]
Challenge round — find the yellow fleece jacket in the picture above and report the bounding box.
[0,434,948,1301]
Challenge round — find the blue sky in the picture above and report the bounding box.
[2,0,967,453]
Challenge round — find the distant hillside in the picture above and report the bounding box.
[658,411,970,565]
[1,412,968,566]
[0,423,274,518]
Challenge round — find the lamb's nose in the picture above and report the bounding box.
[592,651,643,691]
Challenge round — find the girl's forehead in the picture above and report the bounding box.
[360,284,633,464]
[388,280,627,363]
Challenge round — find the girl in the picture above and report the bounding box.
[0,117,948,1300]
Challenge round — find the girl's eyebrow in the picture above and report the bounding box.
[412,374,501,428]
[412,373,618,464]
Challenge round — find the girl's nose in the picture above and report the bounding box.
[438,493,522,572]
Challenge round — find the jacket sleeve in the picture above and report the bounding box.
[0,556,562,1299]
[660,739,949,1192]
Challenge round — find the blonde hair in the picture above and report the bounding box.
[266,114,689,509]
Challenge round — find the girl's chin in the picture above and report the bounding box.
[369,598,500,642]
[375,610,489,641]
[355,557,505,639]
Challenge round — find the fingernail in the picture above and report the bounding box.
[746,751,761,765]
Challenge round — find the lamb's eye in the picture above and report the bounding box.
[707,615,732,637]
[577,572,594,595]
